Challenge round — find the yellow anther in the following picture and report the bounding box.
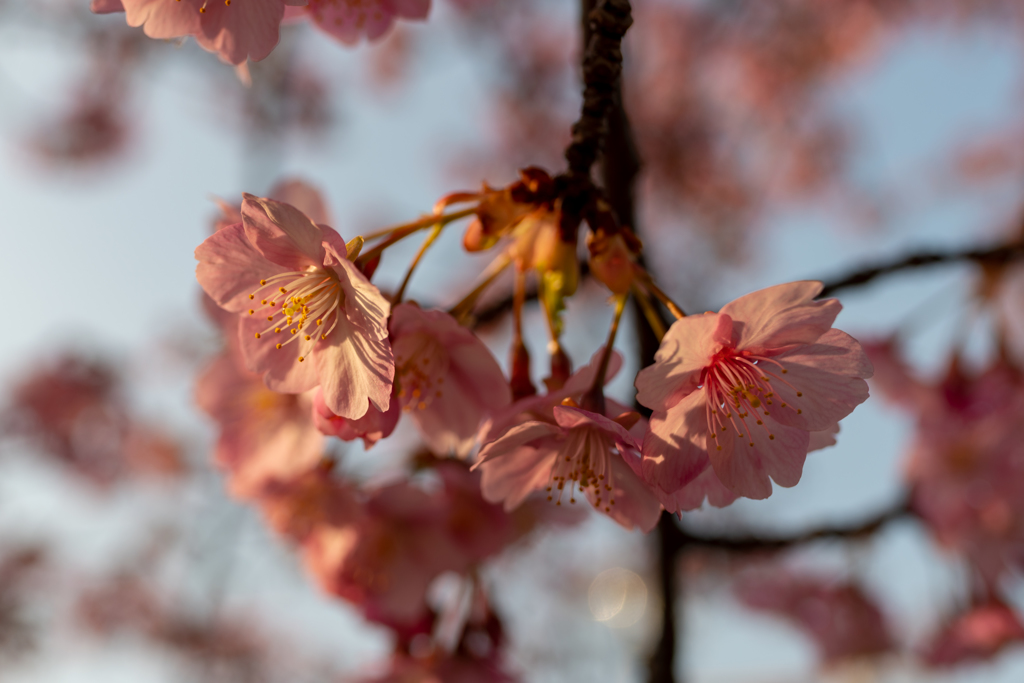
[417,401,427,410]
[249,294,254,300]
[316,319,322,326]
[769,434,775,440]
[255,333,261,339]
[305,335,311,341]
[796,392,803,397]
[260,279,267,285]
[267,316,273,321]
[248,309,255,315]
[276,343,282,349]
[275,328,281,333]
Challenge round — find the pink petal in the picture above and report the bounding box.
[709,416,809,499]
[655,465,739,513]
[307,0,397,44]
[195,0,288,64]
[239,314,320,393]
[267,178,333,226]
[333,258,391,340]
[641,390,711,494]
[722,281,841,352]
[765,329,872,432]
[91,0,125,13]
[316,317,395,419]
[122,0,202,38]
[195,222,285,312]
[313,386,399,448]
[241,193,326,270]
[476,421,562,464]
[553,405,640,452]
[477,442,559,510]
[635,312,727,412]
[415,335,511,457]
[588,453,662,531]
[808,422,840,451]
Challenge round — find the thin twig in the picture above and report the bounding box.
[668,496,912,553]
[819,241,1024,298]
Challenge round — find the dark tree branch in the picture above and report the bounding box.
[666,496,912,554]
[564,0,634,178]
[819,241,1024,298]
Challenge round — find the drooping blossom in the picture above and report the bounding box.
[195,347,323,499]
[635,281,871,504]
[475,350,662,531]
[256,461,362,541]
[303,461,538,630]
[735,569,893,664]
[94,0,308,65]
[195,193,394,420]
[286,0,430,46]
[923,601,1024,667]
[867,344,1024,584]
[390,303,510,456]
[313,385,399,448]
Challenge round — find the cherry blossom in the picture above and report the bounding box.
[868,347,1024,584]
[476,404,661,531]
[196,348,323,499]
[635,281,871,502]
[93,0,308,65]
[735,569,893,663]
[390,303,511,457]
[195,193,394,420]
[286,0,431,46]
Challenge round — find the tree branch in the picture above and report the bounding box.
[665,495,912,554]
[819,241,1024,298]
[564,0,634,178]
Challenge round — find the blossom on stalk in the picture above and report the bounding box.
[195,193,393,420]
[286,0,430,45]
[475,351,662,532]
[93,0,308,65]
[390,303,510,456]
[635,281,871,504]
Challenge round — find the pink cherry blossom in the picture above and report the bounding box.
[255,462,362,541]
[476,403,662,532]
[923,600,1024,667]
[390,303,511,456]
[303,461,522,630]
[635,281,872,502]
[195,348,323,499]
[195,193,394,420]
[95,0,307,65]
[288,0,431,46]
[735,569,893,663]
[313,385,399,448]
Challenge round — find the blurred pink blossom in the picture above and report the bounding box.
[735,570,893,663]
[390,303,510,457]
[923,601,1024,667]
[287,0,430,46]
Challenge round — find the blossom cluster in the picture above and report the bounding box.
[91,0,430,65]
[195,176,873,535]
